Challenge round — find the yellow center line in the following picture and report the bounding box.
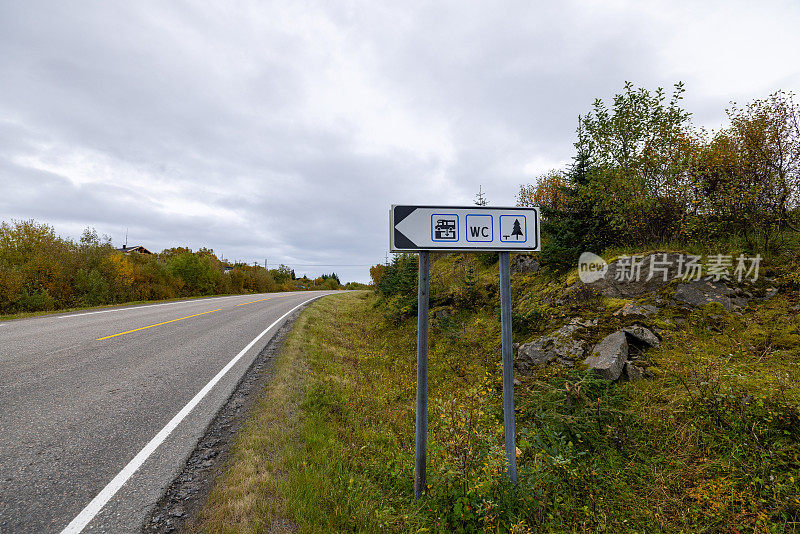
[96,309,222,340]
[236,297,272,306]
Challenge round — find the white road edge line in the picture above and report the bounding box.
[57,294,246,319]
[60,294,326,534]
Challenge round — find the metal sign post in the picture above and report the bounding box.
[390,205,539,496]
[414,251,430,498]
[498,251,517,482]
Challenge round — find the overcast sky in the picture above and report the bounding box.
[2,1,799,282]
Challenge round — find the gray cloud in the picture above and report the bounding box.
[2,0,799,282]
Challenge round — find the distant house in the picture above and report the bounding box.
[117,245,153,254]
[223,266,234,274]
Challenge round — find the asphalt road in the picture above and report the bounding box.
[0,291,334,533]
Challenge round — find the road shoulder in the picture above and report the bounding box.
[143,300,315,533]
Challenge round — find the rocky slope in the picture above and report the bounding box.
[515,252,779,381]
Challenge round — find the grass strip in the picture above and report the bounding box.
[185,294,328,533]
[188,291,414,533]
[193,271,800,532]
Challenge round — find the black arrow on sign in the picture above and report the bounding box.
[393,206,419,249]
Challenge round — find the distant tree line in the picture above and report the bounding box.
[0,219,346,314]
[320,272,341,284]
[518,83,800,267]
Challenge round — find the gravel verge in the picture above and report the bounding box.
[142,309,301,533]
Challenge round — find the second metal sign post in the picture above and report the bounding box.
[390,205,540,498]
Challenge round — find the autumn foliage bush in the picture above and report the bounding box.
[0,219,331,314]
[519,84,800,267]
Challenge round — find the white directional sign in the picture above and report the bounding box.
[390,205,540,252]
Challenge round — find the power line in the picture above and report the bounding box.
[225,262,373,268]
[280,263,372,267]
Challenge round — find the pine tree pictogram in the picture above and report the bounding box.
[511,219,523,240]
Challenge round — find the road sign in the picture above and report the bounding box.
[392,204,541,497]
[390,205,540,252]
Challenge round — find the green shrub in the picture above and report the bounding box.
[167,252,221,296]
[528,152,614,269]
[678,366,800,523]
[74,268,109,306]
[17,287,55,312]
[374,254,419,322]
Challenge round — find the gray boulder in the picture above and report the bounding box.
[516,323,587,374]
[511,255,540,274]
[673,280,748,310]
[580,252,775,309]
[623,325,660,348]
[584,331,628,381]
[624,362,644,382]
[765,287,779,299]
[569,317,598,327]
[581,252,684,298]
[613,302,658,317]
[555,284,602,307]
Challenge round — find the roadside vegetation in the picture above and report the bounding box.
[195,257,799,532]
[0,220,358,316]
[193,82,799,532]
[519,83,799,267]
